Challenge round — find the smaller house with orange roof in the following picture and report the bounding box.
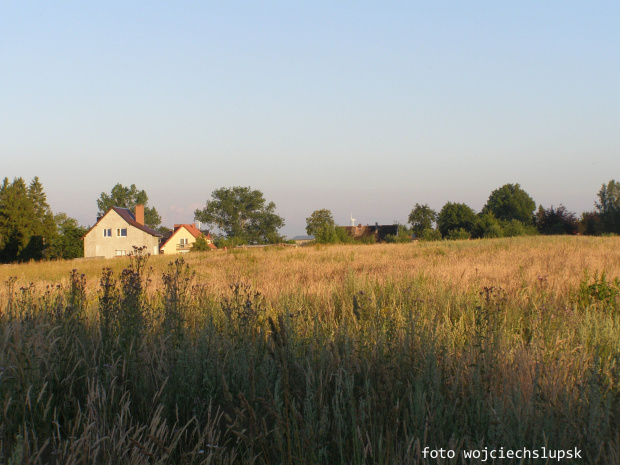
[159,223,216,254]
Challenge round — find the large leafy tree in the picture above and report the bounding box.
[306,209,336,242]
[408,203,437,237]
[595,180,620,234]
[194,186,285,244]
[0,177,57,262]
[97,183,162,230]
[437,202,477,238]
[482,183,536,224]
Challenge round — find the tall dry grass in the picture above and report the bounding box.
[0,236,619,464]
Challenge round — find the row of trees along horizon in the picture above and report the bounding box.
[0,178,619,263]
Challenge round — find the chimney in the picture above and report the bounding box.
[135,204,145,226]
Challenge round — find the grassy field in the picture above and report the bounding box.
[1,236,619,464]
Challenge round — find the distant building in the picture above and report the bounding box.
[83,205,162,258]
[291,235,314,245]
[159,223,216,254]
[342,223,398,243]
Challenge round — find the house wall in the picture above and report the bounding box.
[160,227,197,254]
[84,210,160,258]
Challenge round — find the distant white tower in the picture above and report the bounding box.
[350,212,356,226]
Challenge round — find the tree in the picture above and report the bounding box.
[408,204,437,237]
[97,183,162,230]
[579,211,603,236]
[0,177,57,262]
[0,177,34,262]
[48,213,87,260]
[29,176,56,243]
[306,209,335,235]
[482,183,536,224]
[306,209,337,243]
[535,205,578,235]
[595,180,620,234]
[437,202,477,238]
[194,186,285,244]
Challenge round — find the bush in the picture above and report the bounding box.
[577,271,620,312]
[334,226,356,244]
[314,224,338,244]
[473,213,503,239]
[214,236,246,248]
[384,234,411,244]
[190,235,212,251]
[502,219,537,237]
[446,228,471,240]
[483,223,504,238]
[419,228,442,242]
[385,225,413,243]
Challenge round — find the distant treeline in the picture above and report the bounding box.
[306,181,620,244]
[2,178,619,263]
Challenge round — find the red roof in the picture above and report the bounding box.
[174,223,202,238]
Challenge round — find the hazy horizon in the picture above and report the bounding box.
[2,2,618,237]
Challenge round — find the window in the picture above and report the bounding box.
[180,238,188,245]
[115,250,126,256]
[103,228,112,237]
[117,228,127,237]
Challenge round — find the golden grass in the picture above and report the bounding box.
[1,235,620,463]
[2,235,618,303]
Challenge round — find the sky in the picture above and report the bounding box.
[1,2,619,237]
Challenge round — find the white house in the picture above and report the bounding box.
[83,205,162,258]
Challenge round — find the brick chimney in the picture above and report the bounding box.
[135,204,145,226]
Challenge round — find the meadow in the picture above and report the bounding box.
[1,236,619,464]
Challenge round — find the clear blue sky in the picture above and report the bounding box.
[2,2,619,236]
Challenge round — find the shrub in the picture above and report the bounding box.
[419,228,442,242]
[190,235,212,251]
[446,228,471,240]
[314,223,338,244]
[473,212,503,239]
[384,225,412,243]
[334,226,355,244]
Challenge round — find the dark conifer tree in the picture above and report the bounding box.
[0,177,36,261]
[27,176,57,258]
[0,177,57,262]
